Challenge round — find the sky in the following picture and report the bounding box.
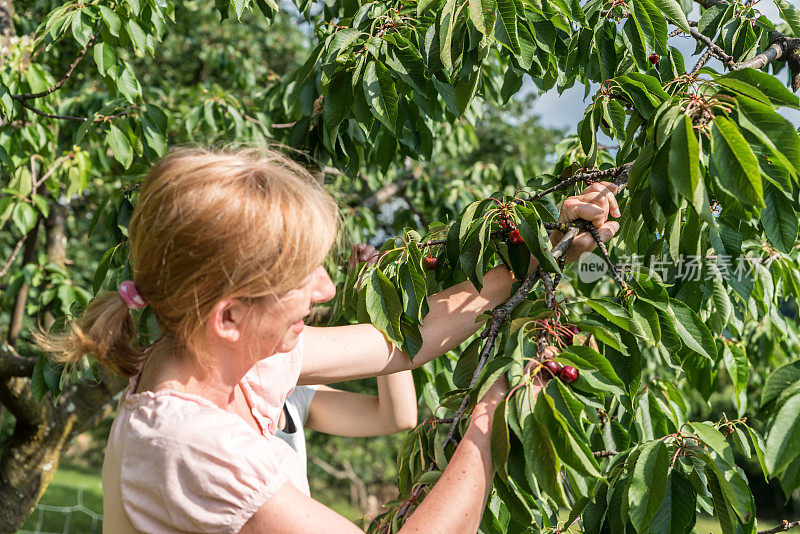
[527,3,800,133]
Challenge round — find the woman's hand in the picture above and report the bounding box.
[347,242,378,271]
[348,242,379,291]
[550,181,621,263]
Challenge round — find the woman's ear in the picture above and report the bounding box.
[207,299,249,343]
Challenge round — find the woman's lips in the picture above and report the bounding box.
[291,319,304,334]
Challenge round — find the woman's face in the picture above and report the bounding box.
[249,266,335,356]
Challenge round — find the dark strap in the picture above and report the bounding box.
[282,404,297,434]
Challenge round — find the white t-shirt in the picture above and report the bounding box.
[275,385,317,473]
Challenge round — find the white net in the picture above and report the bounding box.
[17,489,102,534]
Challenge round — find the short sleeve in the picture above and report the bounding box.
[291,385,318,425]
[119,399,302,534]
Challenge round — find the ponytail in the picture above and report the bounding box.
[36,292,147,377]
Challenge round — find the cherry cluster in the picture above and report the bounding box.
[499,218,524,245]
[541,324,581,384]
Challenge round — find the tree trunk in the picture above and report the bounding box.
[43,199,67,329]
[0,165,126,530]
[0,373,124,532]
[0,0,13,37]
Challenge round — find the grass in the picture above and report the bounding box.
[17,464,103,534]
[16,463,794,534]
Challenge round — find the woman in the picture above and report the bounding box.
[40,147,620,533]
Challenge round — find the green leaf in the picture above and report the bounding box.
[117,64,140,103]
[558,345,626,396]
[775,0,800,38]
[469,0,496,34]
[363,61,398,131]
[711,116,763,208]
[761,182,798,254]
[735,95,800,182]
[491,399,510,479]
[71,10,92,48]
[667,299,717,361]
[584,298,646,339]
[705,463,736,534]
[93,43,116,76]
[497,0,520,52]
[93,246,116,294]
[623,16,649,70]
[31,355,49,403]
[766,394,800,474]
[453,338,481,389]
[717,68,799,109]
[365,268,404,346]
[650,0,690,32]
[418,0,439,15]
[762,359,800,408]
[107,123,133,167]
[126,19,147,53]
[126,0,142,16]
[669,114,704,216]
[515,204,560,273]
[231,0,247,19]
[522,413,567,506]
[650,471,697,534]
[689,422,735,464]
[628,440,670,532]
[12,203,37,235]
[98,6,121,36]
[454,71,480,116]
[439,0,457,70]
[323,75,353,140]
[141,114,167,158]
[534,393,601,477]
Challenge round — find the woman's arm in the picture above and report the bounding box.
[300,182,620,385]
[241,376,542,534]
[300,265,514,384]
[304,371,418,436]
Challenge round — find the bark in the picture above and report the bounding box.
[0,372,124,532]
[43,200,67,329]
[0,176,126,530]
[7,218,40,346]
[0,0,12,37]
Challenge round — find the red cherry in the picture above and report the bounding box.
[499,219,508,229]
[543,360,561,378]
[423,256,439,270]
[649,53,660,65]
[750,19,756,28]
[559,366,579,384]
[508,228,524,245]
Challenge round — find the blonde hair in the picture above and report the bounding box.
[38,147,339,376]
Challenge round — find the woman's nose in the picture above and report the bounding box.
[310,266,336,303]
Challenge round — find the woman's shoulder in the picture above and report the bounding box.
[118,389,259,451]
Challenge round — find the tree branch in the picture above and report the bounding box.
[593,450,619,458]
[14,97,89,122]
[688,0,800,89]
[11,27,102,101]
[8,211,41,346]
[0,237,24,279]
[0,343,36,378]
[527,163,633,201]
[758,520,800,534]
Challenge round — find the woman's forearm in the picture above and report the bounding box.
[411,265,516,364]
[301,264,522,383]
[376,371,418,432]
[399,380,508,534]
